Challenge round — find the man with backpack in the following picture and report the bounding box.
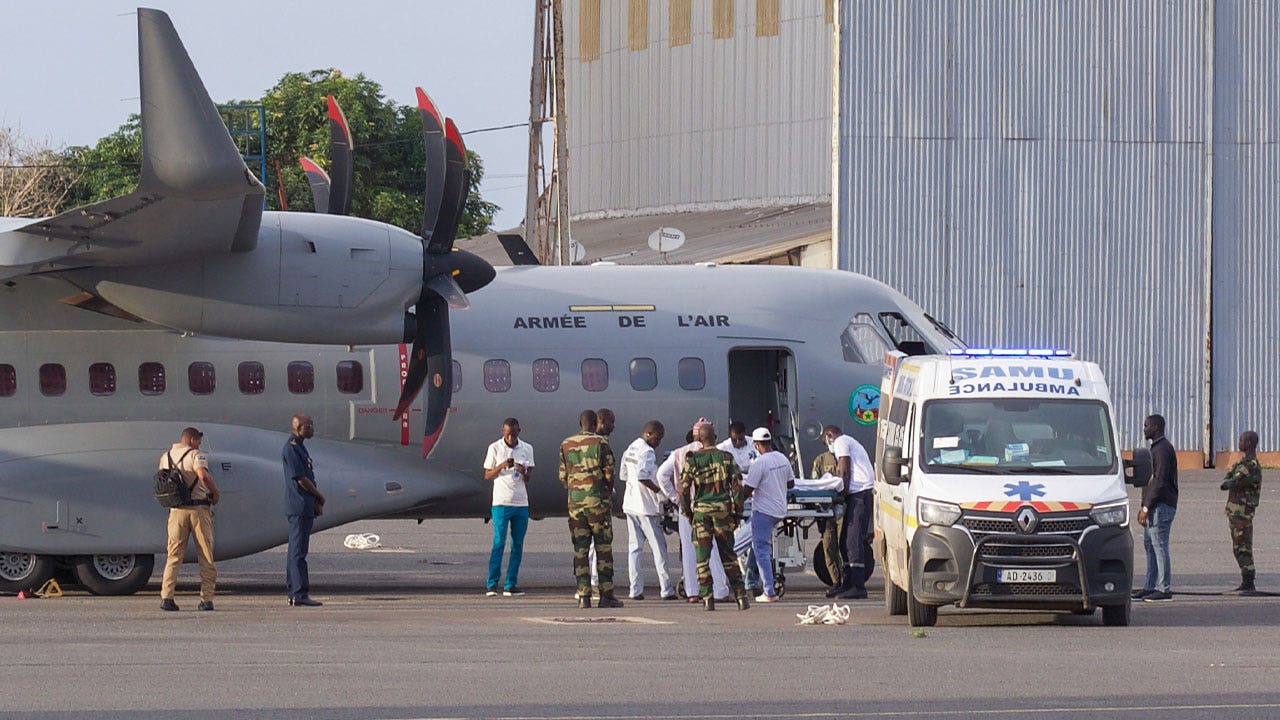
[158,427,220,612]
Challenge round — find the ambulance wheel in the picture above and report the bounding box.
[884,572,908,616]
[72,554,155,596]
[906,573,938,627]
[0,552,57,594]
[812,544,834,586]
[1102,599,1131,627]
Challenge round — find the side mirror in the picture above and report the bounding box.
[882,445,907,485]
[1124,448,1152,487]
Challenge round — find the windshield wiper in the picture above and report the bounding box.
[1003,466,1076,475]
[928,463,1003,474]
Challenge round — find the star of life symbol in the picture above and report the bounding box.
[1003,481,1046,501]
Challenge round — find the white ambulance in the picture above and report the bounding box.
[875,348,1150,627]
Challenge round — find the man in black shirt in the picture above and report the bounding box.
[1134,414,1179,602]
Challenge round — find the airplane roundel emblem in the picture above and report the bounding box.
[849,384,880,426]
[432,373,443,389]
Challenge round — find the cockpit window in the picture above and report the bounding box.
[924,313,964,346]
[841,313,892,364]
[878,312,932,356]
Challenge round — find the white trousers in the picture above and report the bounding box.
[678,512,729,599]
[626,513,674,598]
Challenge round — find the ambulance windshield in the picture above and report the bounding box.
[920,399,1116,475]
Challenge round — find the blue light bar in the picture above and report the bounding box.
[948,348,1073,358]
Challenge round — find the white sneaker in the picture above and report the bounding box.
[755,593,779,603]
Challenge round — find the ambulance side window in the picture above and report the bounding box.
[841,313,892,364]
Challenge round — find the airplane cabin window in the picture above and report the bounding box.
[89,362,117,396]
[336,360,363,394]
[483,359,511,393]
[581,358,608,392]
[288,361,315,394]
[238,362,265,395]
[451,360,462,393]
[878,312,932,356]
[842,313,892,364]
[532,358,560,393]
[678,357,705,391]
[138,362,166,396]
[0,364,15,397]
[188,362,216,395]
[629,358,658,391]
[39,364,67,397]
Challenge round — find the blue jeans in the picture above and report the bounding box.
[1143,502,1176,593]
[750,512,783,596]
[733,523,760,590]
[488,505,529,590]
[286,514,314,600]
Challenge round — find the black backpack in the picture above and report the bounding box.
[154,448,196,508]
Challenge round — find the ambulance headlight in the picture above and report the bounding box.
[1090,500,1129,527]
[918,498,962,527]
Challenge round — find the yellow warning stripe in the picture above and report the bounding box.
[959,500,1094,513]
[569,304,656,312]
[878,498,918,529]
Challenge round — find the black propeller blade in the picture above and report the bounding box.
[498,233,541,266]
[393,102,496,457]
[297,95,353,215]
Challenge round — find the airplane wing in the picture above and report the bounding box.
[0,8,263,280]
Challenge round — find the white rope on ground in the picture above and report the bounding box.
[796,603,851,625]
[343,532,381,550]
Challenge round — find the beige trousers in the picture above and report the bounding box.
[161,506,216,601]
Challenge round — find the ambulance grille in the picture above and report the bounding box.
[971,582,1082,598]
[979,542,1076,560]
[961,513,1091,539]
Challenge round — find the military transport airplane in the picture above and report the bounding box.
[0,9,961,595]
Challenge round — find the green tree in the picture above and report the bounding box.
[58,69,496,238]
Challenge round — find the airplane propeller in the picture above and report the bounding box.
[393,89,495,456]
[298,95,354,215]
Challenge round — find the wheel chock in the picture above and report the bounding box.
[35,579,63,598]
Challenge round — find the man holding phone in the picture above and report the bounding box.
[483,417,535,597]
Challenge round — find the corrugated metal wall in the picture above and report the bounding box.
[565,0,833,218]
[837,1,1280,456]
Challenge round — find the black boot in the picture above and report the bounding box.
[578,593,592,609]
[1233,570,1256,594]
[837,565,868,599]
[703,595,715,611]
[826,565,856,598]
[736,592,750,611]
[597,593,624,609]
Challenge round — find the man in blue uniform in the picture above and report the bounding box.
[283,414,325,607]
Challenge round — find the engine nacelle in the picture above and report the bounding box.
[69,212,424,344]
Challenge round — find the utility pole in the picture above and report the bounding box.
[526,0,571,265]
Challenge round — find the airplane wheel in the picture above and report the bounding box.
[72,554,155,596]
[812,544,834,586]
[0,552,57,594]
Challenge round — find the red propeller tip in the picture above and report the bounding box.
[416,87,443,126]
[444,118,465,154]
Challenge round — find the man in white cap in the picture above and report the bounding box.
[741,428,794,602]
[658,418,730,602]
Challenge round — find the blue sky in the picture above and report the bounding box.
[0,1,534,229]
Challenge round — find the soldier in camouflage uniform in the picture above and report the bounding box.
[1221,430,1262,593]
[560,409,623,608]
[811,451,844,593]
[678,422,750,611]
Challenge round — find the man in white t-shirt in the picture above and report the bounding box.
[620,421,675,600]
[824,424,876,599]
[717,421,757,475]
[482,418,535,597]
[742,427,794,602]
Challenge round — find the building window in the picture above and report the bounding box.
[451,360,462,393]
[629,357,658,391]
[238,362,265,395]
[336,360,363,394]
[138,362,165,396]
[669,0,691,46]
[89,362,116,396]
[39,364,66,397]
[483,359,511,393]
[629,0,649,50]
[756,0,778,36]
[0,364,15,397]
[677,357,705,391]
[288,361,315,394]
[581,358,609,392]
[532,358,560,393]
[713,0,734,39]
[580,0,601,61]
[188,362,216,395]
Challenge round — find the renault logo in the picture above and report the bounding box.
[1015,506,1040,534]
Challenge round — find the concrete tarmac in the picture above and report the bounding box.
[3,469,1279,719]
